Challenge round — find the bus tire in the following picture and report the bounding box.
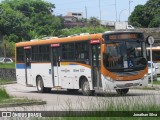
[81,79,94,96]
[36,76,51,93]
[116,88,129,95]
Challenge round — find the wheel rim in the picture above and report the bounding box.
[83,81,90,92]
[37,79,42,91]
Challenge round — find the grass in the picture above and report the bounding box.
[0,63,15,68]
[0,87,46,108]
[153,80,160,85]
[0,87,10,100]
[142,86,156,90]
[0,79,14,85]
[35,98,160,120]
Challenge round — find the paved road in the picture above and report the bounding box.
[0,83,160,111]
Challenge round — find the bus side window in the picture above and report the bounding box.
[62,43,75,60]
[16,47,24,63]
[75,41,89,63]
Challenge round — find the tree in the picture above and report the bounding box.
[0,0,62,42]
[0,4,30,42]
[60,26,108,37]
[0,35,15,57]
[129,0,160,27]
[2,0,55,18]
[87,17,100,27]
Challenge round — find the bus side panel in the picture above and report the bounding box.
[16,64,26,86]
[60,63,92,90]
[31,63,53,87]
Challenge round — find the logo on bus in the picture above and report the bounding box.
[128,60,134,68]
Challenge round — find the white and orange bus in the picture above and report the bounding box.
[146,46,160,75]
[15,31,148,96]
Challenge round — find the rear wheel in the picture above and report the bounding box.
[116,88,129,95]
[81,79,95,96]
[36,76,51,93]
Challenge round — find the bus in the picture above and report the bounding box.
[15,31,148,96]
[146,46,160,75]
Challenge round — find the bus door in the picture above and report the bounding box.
[24,46,32,86]
[90,40,101,88]
[51,44,61,87]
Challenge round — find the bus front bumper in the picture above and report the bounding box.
[102,74,148,90]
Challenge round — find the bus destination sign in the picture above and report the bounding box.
[105,33,143,40]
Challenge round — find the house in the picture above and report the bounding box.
[67,12,83,20]
[63,12,86,28]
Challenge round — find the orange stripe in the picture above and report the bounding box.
[16,34,102,47]
[101,64,148,81]
[60,62,91,69]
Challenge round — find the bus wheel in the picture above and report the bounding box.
[116,88,129,95]
[36,76,51,93]
[81,79,94,96]
[67,89,79,92]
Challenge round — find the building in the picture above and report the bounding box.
[63,12,85,28]
[63,16,78,22]
[67,12,83,20]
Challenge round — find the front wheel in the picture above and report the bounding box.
[116,88,129,95]
[81,79,95,96]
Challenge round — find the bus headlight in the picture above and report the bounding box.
[104,76,114,82]
[142,74,147,80]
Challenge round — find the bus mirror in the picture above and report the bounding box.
[102,44,106,53]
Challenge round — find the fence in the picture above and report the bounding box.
[0,68,16,81]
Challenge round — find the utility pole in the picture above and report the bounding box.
[99,0,101,22]
[85,6,87,21]
[115,0,117,22]
[129,0,133,17]
[3,42,6,63]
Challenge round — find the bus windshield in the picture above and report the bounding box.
[103,40,147,72]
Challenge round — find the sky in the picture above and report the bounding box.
[0,0,149,21]
[46,0,148,21]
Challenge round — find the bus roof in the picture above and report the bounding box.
[16,33,102,47]
[16,31,144,47]
[103,31,143,35]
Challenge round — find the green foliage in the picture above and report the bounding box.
[0,36,15,57]
[60,26,108,37]
[0,63,15,68]
[153,80,160,85]
[0,79,13,85]
[87,17,100,27]
[0,87,10,99]
[148,13,160,27]
[129,0,160,27]
[0,0,61,42]
[0,0,108,45]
